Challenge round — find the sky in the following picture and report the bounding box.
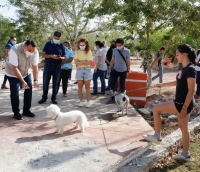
[0,0,18,19]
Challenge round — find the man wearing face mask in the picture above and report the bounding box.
[1,37,17,89]
[107,38,131,104]
[5,39,39,120]
[38,31,66,104]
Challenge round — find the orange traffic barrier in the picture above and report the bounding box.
[126,71,147,106]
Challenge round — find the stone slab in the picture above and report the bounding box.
[0,69,154,172]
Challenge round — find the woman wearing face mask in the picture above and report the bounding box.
[1,37,17,89]
[144,44,196,161]
[92,41,107,95]
[57,41,74,97]
[74,39,93,108]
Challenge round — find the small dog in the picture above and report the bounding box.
[46,104,88,134]
[114,91,130,116]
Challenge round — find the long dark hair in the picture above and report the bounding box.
[177,44,197,64]
[95,41,104,48]
[7,36,16,44]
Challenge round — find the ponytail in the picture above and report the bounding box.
[177,44,197,65]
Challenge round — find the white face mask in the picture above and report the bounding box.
[79,45,86,50]
[53,39,60,44]
[25,50,33,56]
[11,41,16,45]
[94,46,97,50]
[117,46,124,50]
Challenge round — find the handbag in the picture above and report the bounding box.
[117,49,128,70]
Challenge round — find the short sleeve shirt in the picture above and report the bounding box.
[43,41,66,65]
[61,49,74,69]
[94,49,107,71]
[5,42,13,50]
[175,64,196,101]
[113,47,130,72]
[74,50,93,67]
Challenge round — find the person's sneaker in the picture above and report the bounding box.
[74,81,78,84]
[97,92,105,95]
[106,98,116,104]
[78,101,84,107]
[22,110,35,117]
[91,93,97,95]
[194,94,199,99]
[107,90,113,96]
[51,100,58,104]
[85,101,90,108]
[172,153,190,162]
[13,113,23,120]
[143,134,162,144]
[1,84,9,89]
[63,94,67,97]
[38,98,46,104]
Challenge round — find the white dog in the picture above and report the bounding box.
[46,104,89,134]
[114,91,130,116]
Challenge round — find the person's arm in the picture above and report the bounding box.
[62,57,73,64]
[32,65,39,88]
[180,78,195,118]
[155,81,177,88]
[11,65,29,89]
[126,58,130,71]
[105,56,110,64]
[5,49,10,58]
[94,56,102,72]
[108,57,115,74]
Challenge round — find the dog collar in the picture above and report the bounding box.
[54,114,59,120]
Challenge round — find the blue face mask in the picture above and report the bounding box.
[64,46,69,50]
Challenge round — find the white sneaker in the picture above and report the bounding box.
[78,101,83,107]
[143,134,162,144]
[85,101,90,108]
[172,153,190,162]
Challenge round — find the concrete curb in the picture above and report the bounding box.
[118,116,200,172]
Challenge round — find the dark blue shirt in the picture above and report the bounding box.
[5,42,13,49]
[43,41,66,64]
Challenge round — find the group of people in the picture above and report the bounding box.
[1,31,198,162]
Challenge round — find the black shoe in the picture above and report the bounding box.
[38,98,46,104]
[51,100,57,104]
[97,92,105,95]
[13,113,23,120]
[74,81,78,84]
[105,87,110,91]
[22,110,35,117]
[106,99,116,104]
[91,93,97,95]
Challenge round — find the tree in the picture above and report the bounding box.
[8,0,111,50]
[93,0,200,85]
[0,14,16,59]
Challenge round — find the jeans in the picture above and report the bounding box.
[42,63,61,100]
[3,75,8,85]
[143,66,147,73]
[7,74,32,114]
[111,69,127,93]
[196,71,200,96]
[152,65,163,83]
[57,69,72,94]
[92,68,106,94]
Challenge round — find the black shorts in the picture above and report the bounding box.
[173,99,193,114]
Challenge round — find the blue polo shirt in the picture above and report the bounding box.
[5,42,13,49]
[43,41,66,64]
[61,48,74,69]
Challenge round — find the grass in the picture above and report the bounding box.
[150,130,200,172]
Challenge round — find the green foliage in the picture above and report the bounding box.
[0,15,16,59]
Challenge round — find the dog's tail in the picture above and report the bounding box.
[84,119,89,128]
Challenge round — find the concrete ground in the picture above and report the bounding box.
[0,66,154,172]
